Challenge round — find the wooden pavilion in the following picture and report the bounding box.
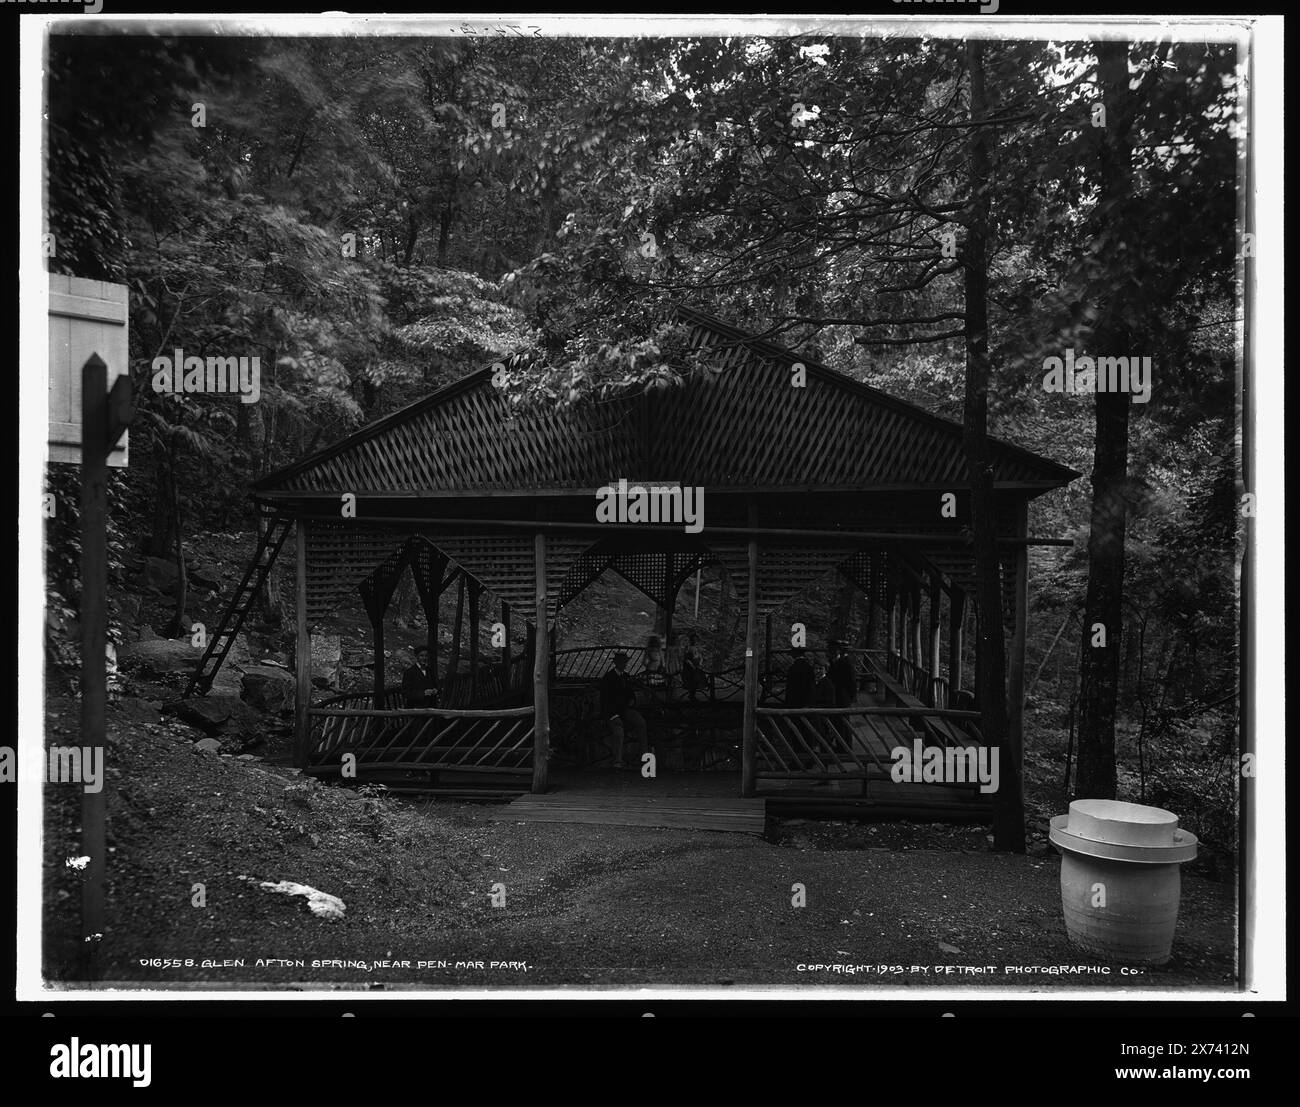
[216,305,1078,817]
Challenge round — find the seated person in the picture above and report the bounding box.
[681,632,705,701]
[599,651,647,769]
[784,647,815,708]
[401,646,439,708]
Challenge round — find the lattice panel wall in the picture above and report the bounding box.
[430,532,592,620]
[706,541,858,617]
[305,524,413,624]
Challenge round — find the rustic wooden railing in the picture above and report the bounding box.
[554,645,647,681]
[879,650,953,708]
[306,703,535,775]
[754,704,986,785]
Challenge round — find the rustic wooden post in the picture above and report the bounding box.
[411,546,447,677]
[928,577,942,706]
[524,620,536,702]
[741,535,760,797]
[78,354,130,978]
[949,589,966,697]
[294,519,311,767]
[911,583,924,675]
[371,612,385,707]
[901,589,913,664]
[467,577,482,700]
[662,554,676,644]
[501,600,512,689]
[532,532,550,793]
[887,585,897,658]
[764,611,773,697]
[1006,499,1030,813]
[431,574,447,680]
[448,571,466,680]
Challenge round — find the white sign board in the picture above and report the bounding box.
[48,275,129,466]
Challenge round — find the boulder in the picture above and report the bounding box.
[221,700,265,742]
[119,637,199,676]
[209,670,245,698]
[169,695,241,733]
[194,737,223,754]
[310,634,342,689]
[241,664,295,713]
[227,634,253,667]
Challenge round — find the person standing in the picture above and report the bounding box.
[812,660,836,708]
[401,646,439,708]
[600,651,647,768]
[828,641,857,708]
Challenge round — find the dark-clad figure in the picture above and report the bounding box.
[401,646,439,707]
[784,648,815,708]
[827,641,857,708]
[812,661,836,708]
[600,651,647,768]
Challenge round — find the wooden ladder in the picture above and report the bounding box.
[183,509,293,697]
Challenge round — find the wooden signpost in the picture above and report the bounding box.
[77,354,132,978]
[49,275,133,978]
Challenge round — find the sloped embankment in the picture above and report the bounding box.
[43,694,497,984]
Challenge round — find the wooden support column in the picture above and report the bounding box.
[902,589,914,663]
[448,571,466,680]
[532,533,550,793]
[415,550,448,676]
[431,584,447,670]
[741,535,760,797]
[764,612,773,694]
[660,553,674,643]
[1006,499,1031,820]
[294,520,311,768]
[911,583,924,672]
[501,601,512,689]
[887,586,897,657]
[468,577,482,699]
[429,579,441,679]
[949,590,966,696]
[78,354,130,976]
[899,592,909,662]
[524,620,536,702]
[928,577,942,706]
[371,613,385,707]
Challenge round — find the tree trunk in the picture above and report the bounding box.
[436,201,455,267]
[145,439,174,559]
[164,444,188,639]
[963,39,1023,852]
[1075,40,1134,801]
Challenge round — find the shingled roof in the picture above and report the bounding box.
[254,304,1079,497]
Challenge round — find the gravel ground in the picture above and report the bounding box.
[41,696,1237,993]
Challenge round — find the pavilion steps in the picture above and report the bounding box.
[492,790,768,835]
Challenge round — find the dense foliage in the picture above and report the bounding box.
[45,31,1243,851]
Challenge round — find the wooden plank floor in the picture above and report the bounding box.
[492,790,768,835]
